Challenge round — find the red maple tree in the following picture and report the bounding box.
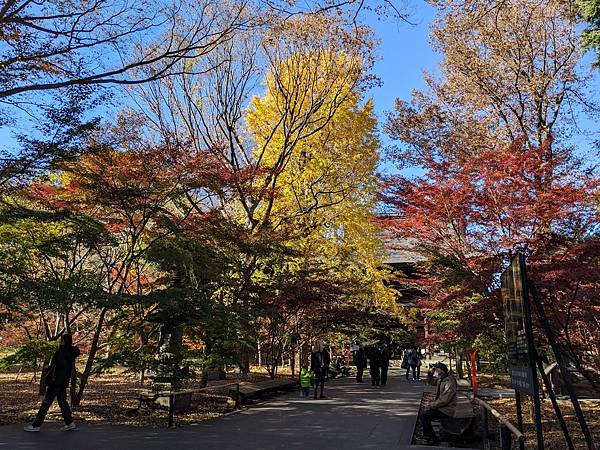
[381,138,600,383]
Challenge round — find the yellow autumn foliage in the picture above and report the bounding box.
[245,50,396,311]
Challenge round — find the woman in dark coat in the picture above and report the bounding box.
[311,340,327,399]
[367,345,382,387]
[24,334,80,432]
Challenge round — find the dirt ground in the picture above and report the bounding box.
[487,397,600,450]
[0,369,274,427]
[475,373,512,389]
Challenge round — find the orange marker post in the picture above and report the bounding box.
[470,350,478,397]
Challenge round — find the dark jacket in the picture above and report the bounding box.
[323,348,330,368]
[311,351,325,375]
[47,345,80,388]
[353,348,367,367]
[380,345,390,368]
[367,346,382,368]
[407,349,420,367]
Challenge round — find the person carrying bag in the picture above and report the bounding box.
[25,334,80,432]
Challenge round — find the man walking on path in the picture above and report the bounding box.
[416,348,423,380]
[24,334,80,433]
[419,362,457,445]
[353,346,367,383]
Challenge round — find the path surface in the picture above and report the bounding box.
[0,369,457,450]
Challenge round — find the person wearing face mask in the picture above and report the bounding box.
[419,362,457,445]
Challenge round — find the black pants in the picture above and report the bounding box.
[381,365,389,386]
[356,364,364,382]
[416,365,421,380]
[370,366,381,386]
[314,372,325,398]
[33,384,73,427]
[406,365,416,380]
[420,408,449,438]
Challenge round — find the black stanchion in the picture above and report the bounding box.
[529,284,595,450]
[534,349,575,450]
[520,256,544,450]
[482,407,490,450]
[515,390,525,450]
[500,425,512,450]
[168,394,174,428]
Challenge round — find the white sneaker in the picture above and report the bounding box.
[23,425,40,432]
[60,422,76,431]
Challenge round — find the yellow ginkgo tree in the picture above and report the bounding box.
[245,50,396,316]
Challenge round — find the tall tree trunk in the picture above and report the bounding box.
[74,308,107,406]
[240,346,250,374]
[290,344,296,380]
[465,352,472,380]
[200,339,213,388]
[456,349,464,379]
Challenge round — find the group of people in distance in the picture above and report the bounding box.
[403,347,422,381]
[28,335,457,447]
[353,343,391,386]
[302,342,458,446]
[300,339,393,398]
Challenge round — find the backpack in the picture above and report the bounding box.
[39,363,56,394]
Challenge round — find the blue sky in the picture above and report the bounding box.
[2,2,598,168]
[365,4,440,133]
[364,4,599,173]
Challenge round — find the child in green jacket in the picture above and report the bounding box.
[300,364,314,398]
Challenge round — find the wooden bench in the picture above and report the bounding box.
[138,388,237,427]
[137,378,296,426]
[228,379,296,404]
[439,393,476,436]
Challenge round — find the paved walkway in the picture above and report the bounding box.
[0,369,457,450]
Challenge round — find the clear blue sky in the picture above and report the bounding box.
[1,4,442,156]
[364,3,599,172]
[2,2,598,167]
[365,3,440,138]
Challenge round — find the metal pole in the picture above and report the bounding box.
[529,283,596,450]
[470,350,478,397]
[519,254,544,450]
[534,349,575,450]
[482,406,490,450]
[168,394,174,428]
[515,390,525,450]
[500,425,513,450]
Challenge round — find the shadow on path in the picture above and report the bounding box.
[0,369,453,450]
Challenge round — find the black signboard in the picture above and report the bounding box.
[500,254,535,395]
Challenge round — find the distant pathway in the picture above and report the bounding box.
[0,369,454,450]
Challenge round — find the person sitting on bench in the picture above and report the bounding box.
[420,362,457,445]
